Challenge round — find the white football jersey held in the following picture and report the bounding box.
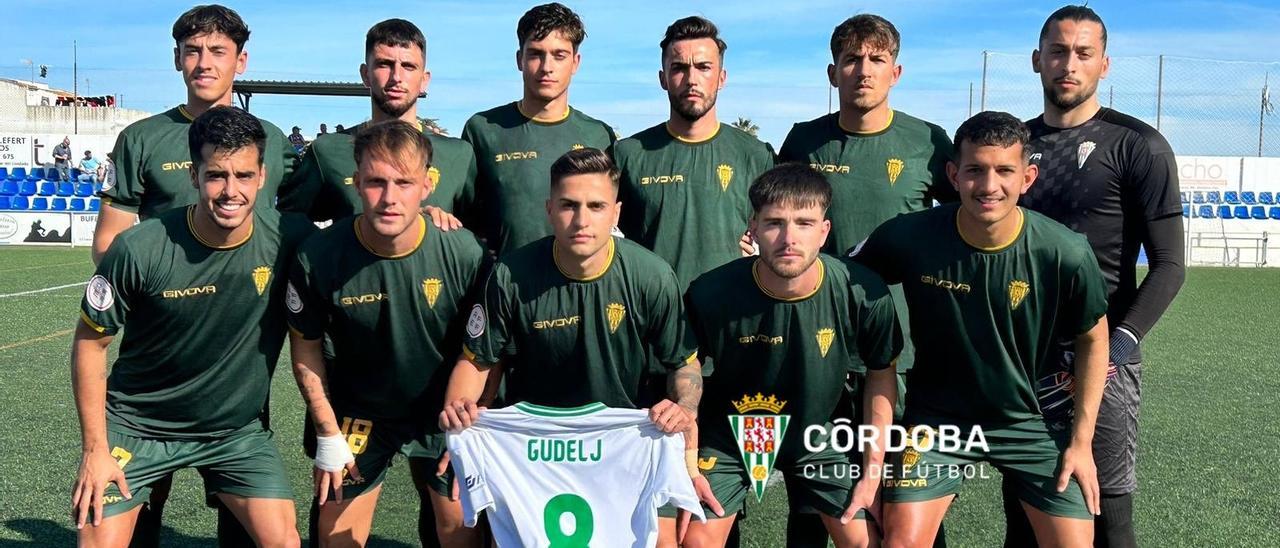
[447,402,706,548]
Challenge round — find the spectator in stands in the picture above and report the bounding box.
[78,151,101,183]
[289,126,306,154]
[317,123,328,138]
[53,137,72,182]
[99,152,116,190]
[334,124,345,133]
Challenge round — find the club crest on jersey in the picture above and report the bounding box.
[899,425,931,475]
[571,143,585,150]
[816,328,835,358]
[729,393,789,502]
[428,166,441,188]
[423,278,442,308]
[343,177,354,185]
[252,266,271,296]
[886,158,905,185]
[1077,141,1096,169]
[606,303,626,334]
[1008,280,1030,310]
[716,164,734,191]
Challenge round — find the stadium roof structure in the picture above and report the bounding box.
[232,80,426,110]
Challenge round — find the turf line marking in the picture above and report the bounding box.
[0,261,85,274]
[0,328,74,352]
[0,281,88,298]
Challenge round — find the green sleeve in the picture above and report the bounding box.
[927,124,958,204]
[646,269,698,371]
[80,236,141,335]
[463,265,514,365]
[777,125,801,162]
[275,126,298,189]
[849,265,903,371]
[1064,246,1109,337]
[455,143,481,228]
[100,130,141,212]
[682,288,715,374]
[850,225,903,285]
[285,249,326,340]
[762,141,778,165]
[276,143,321,216]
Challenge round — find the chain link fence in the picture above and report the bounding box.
[976,52,1280,157]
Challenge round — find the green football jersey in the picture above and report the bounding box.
[853,204,1108,426]
[80,205,316,439]
[613,123,775,290]
[461,103,616,255]
[686,255,901,457]
[287,216,485,421]
[276,121,477,222]
[463,236,696,408]
[780,110,955,373]
[100,105,295,219]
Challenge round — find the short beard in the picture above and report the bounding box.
[762,251,815,279]
[1043,83,1096,112]
[670,91,717,123]
[373,93,415,120]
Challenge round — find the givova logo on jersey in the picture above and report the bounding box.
[729,393,790,501]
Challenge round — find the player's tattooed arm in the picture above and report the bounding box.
[288,333,341,436]
[668,359,704,418]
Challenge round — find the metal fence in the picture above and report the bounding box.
[975,52,1280,157]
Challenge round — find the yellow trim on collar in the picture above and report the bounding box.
[666,122,721,144]
[517,101,572,124]
[554,237,615,282]
[839,109,895,135]
[354,214,426,259]
[178,105,196,122]
[752,258,824,302]
[187,206,253,250]
[956,207,1025,252]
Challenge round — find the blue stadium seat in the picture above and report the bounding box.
[1251,206,1266,220]
[1182,204,1191,218]
[1193,191,1205,203]
[28,167,45,180]
[29,197,48,211]
[88,198,100,212]
[69,167,81,181]
[0,180,16,196]
[1242,191,1257,204]
[1180,191,1189,203]
[74,183,93,197]
[0,168,8,180]
[1224,191,1240,204]
[56,181,74,196]
[1233,206,1249,219]
[18,181,36,196]
[1271,206,1280,220]
[1260,192,1274,205]
[69,197,86,211]
[37,181,56,196]
[10,167,28,181]
[1207,191,1222,204]
[92,182,103,194]
[1218,205,1233,219]
[10,196,28,210]
[0,196,10,210]
[1199,205,1215,218]
[50,197,67,211]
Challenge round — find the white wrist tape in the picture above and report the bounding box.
[314,433,354,473]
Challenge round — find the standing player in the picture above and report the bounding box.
[92,5,294,265]
[439,148,704,545]
[276,19,478,224]
[854,111,1109,547]
[287,121,485,547]
[612,15,774,290]
[778,16,956,543]
[1003,7,1185,548]
[461,2,616,256]
[681,164,901,548]
[70,107,311,547]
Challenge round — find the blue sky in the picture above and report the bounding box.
[5,0,1280,152]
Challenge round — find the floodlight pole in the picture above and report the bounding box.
[73,40,78,134]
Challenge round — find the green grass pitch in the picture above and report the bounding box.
[0,246,1276,546]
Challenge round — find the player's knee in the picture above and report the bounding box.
[257,527,301,548]
[681,527,728,548]
[883,528,933,548]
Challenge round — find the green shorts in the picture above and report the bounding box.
[691,446,866,520]
[303,411,452,499]
[101,422,293,518]
[881,418,1092,520]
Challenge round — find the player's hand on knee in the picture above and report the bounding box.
[72,447,131,528]
[1058,443,1100,516]
[314,433,357,505]
[648,399,693,433]
[421,205,463,231]
[739,230,758,257]
[440,398,482,432]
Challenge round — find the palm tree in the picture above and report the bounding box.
[423,118,449,136]
[731,116,759,137]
